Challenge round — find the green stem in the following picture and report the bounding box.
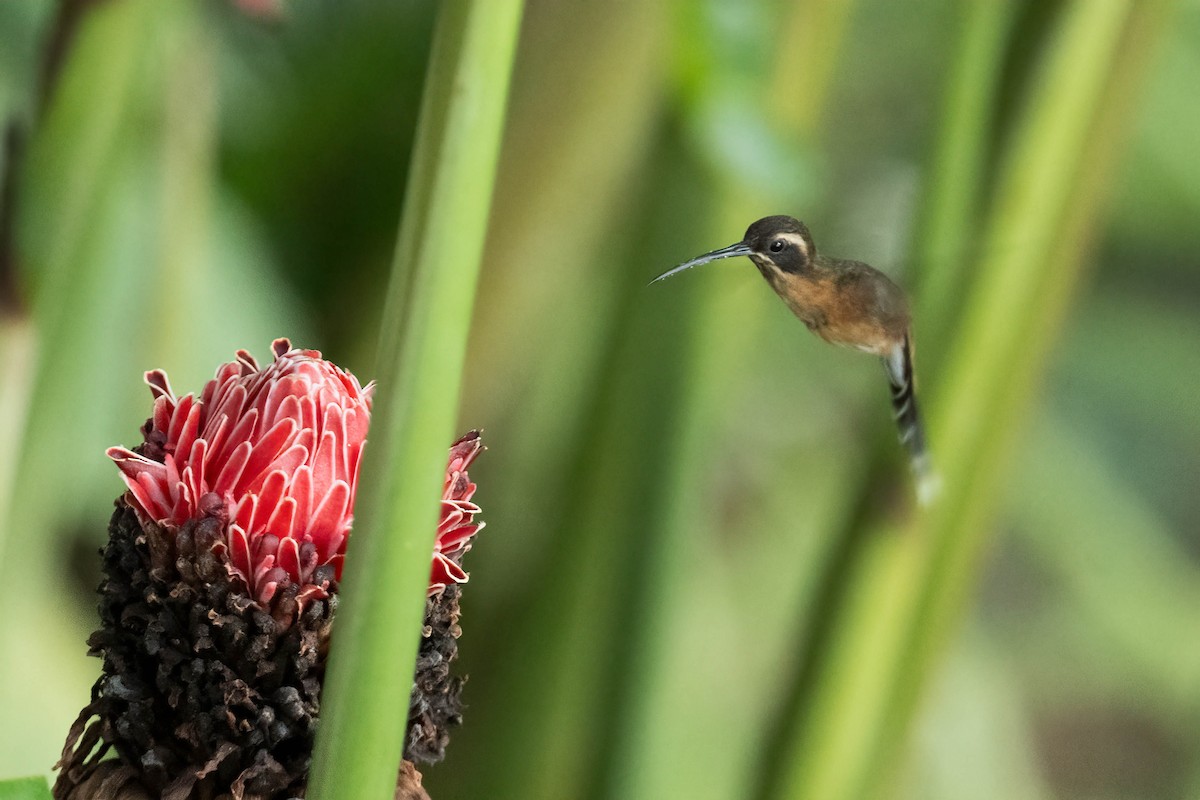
[912,0,1015,347]
[767,0,857,138]
[607,4,862,796]
[760,2,1172,798]
[873,4,1176,792]
[0,0,150,573]
[307,2,523,798]
[424,4,672,796]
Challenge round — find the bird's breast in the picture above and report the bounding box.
[768,272,897,354]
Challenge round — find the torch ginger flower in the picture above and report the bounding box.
[107,338,372,606]
[107,338,485,606]
[54,339,487,800]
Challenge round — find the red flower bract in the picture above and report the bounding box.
[431,431,485,596]
[108,338,373,605]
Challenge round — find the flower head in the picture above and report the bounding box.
[430,430,485,595]
[108,338,373,605]
[58,340,489,799]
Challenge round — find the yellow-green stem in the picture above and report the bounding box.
[307,2,523,797]
[913,0,1015,346]
[762,3,1172,799]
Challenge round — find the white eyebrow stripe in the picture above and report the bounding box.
[775,232,809,257]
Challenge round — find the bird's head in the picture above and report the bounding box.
[651,215,816,284]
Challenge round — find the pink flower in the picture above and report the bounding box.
[108,339,487,606]
[430,431,485,596]
[108,339,373,605]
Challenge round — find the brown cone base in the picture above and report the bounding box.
[54,502,334,799]
[57,758,432,800]
[56,501,471,799]
[406,585,466,764]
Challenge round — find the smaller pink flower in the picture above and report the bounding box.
[430,431,485,596]
[108,339,373,605]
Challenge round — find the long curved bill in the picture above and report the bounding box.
[650,241,753,284]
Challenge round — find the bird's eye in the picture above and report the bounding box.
[769,239,786,253]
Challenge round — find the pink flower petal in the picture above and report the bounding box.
[438,523,481,554]
[173,400,202,464]
[166,395,194,451]
[164,454,182,501]
[262,378,302,429]
[310,480,349,539]
[235,417,298,496]
[235,349,259,373]
[207,384,248,449]
[266,443,309,483]
[277,536,301,580]
[107,446,164,480]
[234,494,256,531]
[152,396,174,440]
[289,465,313,535]
[228,523,252,582]
[311,429,337,496]
[250,470,288,534]
[224,407,259,463]
[135,472,172,522]
[201,413,231,468]
[319,529,345,564]
[266,496,297,541]
[430,552,468,588]
[213,441,253,498]
[145,369,174,400]
[186,437,208,492]
[322,403,347,477]
[449,499,481,516]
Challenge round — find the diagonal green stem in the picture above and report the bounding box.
[307,2,523,798]
[759,2,1175,799]
[867,6,1177,797]
[912,0,1015,348]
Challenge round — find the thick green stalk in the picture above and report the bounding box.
[0,4,167,778]
[0,0,149,573]
[768,0,856,137]
[871,5,1177,793]
[431,4,672,797]
[912,0,1015,346]
[0,316,33,568]
[602,2,865,795]
[307,2,523,798]
[761,2,1168,799]
[605,3,863,797]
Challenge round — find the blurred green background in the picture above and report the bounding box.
[1,1,1198,799]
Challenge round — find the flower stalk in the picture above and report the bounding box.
[306,1,523,797]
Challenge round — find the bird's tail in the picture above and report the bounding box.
[884,336,940,505]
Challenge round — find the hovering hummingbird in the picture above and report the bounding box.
[654,215,939,504]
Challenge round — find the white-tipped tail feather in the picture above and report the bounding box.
[883,336,940,506]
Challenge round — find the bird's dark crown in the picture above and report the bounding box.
[743,215,816,273]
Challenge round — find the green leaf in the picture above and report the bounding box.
[0,777,52,800]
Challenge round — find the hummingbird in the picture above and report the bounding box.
[653,215,938,504]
